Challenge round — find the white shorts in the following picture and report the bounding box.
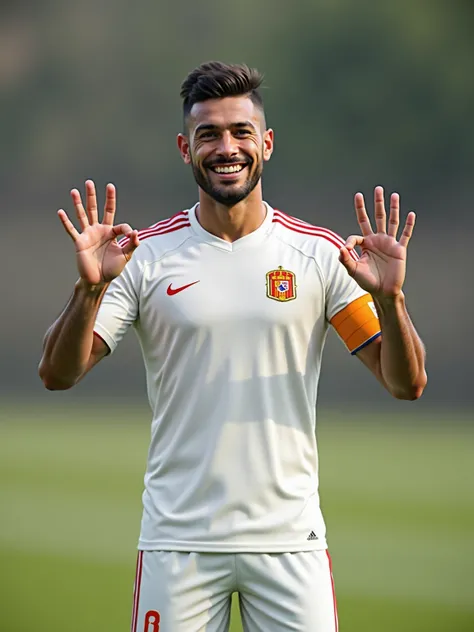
[131,549,338,632]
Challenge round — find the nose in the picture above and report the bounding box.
[216,130,238,159]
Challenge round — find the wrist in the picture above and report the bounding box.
[373,291,405,314]
[75,277,110,296]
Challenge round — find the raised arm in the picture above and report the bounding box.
[338,186,427,400]
[38,181,139,390]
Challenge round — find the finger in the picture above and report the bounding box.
[339,246,357,277]
[374,185,386,233]
[103,183,116,226]
[57,209,80,241]
[387,192,400,238]
[116,226,139,249]
[121,230,140,260]
[85,180,98,224]
[399,211,416,248]
[112,223,134,238]
[345,234,364,251]
[354,192,373,236]
[70,188,89,230]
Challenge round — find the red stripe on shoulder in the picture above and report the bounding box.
[273,210,344,242]
[272,217,344,251]
[154,210,189,229]
[273,210,358,261]
[120,211,190,246]
[137,219,190,241]
[141,220,191,240]
[137,211,189,238]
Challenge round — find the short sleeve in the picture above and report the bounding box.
[93,256,141,354]
[323,240,381,354]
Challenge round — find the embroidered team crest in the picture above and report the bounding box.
[266,266,297,302]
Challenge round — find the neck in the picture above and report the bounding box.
[196,184,266,242]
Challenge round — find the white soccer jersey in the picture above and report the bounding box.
[94,203,380,552]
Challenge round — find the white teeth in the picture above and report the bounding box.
[214,165,244,174]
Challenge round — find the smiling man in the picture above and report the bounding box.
[39,62,427,631]
[180,80,268,207]
[177,66,273,242]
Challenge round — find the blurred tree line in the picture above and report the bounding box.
[1,0,472,406]
[1,0,473,200]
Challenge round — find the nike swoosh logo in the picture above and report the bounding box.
[167,281,200,296]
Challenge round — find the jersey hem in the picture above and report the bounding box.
[93,323,117,354]
[137,538,328,553]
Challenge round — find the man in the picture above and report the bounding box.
[39,61,427,631]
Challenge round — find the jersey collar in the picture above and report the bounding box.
[188,202,274,252]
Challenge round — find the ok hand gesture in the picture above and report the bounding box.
[339,186,416,299]
[58,180,140,285]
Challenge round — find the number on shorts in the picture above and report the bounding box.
[144,610,160,632]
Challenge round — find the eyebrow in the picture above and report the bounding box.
[194,120,257,134]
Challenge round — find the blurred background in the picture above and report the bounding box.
[1,0,473,630]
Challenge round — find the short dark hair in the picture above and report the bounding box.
[180,61,265,123]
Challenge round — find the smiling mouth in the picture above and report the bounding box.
[208,163,248,176]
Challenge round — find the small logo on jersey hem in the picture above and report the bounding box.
[307,531,319,541]
[167,281,200,295]
[266,266,297,302]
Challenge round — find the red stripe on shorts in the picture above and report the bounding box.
[326,550,339,632]
[131,551,144,632]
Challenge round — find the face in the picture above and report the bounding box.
[177,96,273,206]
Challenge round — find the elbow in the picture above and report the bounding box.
[38,362,75,391]
[391,372,428,401]
[42,380,74,391]
[392,387,423,401]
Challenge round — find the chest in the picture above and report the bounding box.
[139,242,325,330]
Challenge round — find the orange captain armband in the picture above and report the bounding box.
[330,294,381,355]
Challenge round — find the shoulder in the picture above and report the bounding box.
[121,210,193,264]
[271,208,355,261]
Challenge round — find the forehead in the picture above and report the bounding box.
[188,96,262,130]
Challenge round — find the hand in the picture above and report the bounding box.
[58,180,140,285]
[339,186,416,299]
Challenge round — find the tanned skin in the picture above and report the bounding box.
[39,95,426,400]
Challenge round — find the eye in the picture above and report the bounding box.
[235,129,251,137]
[199,131,218,140]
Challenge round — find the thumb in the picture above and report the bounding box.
[339,246,357,277]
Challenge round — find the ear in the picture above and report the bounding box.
[263,129,274,162]
[177,133,192,164]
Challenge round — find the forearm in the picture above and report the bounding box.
[39,279,109,389]
[375,293,427,400]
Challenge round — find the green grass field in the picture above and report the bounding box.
[1,404,473,631]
